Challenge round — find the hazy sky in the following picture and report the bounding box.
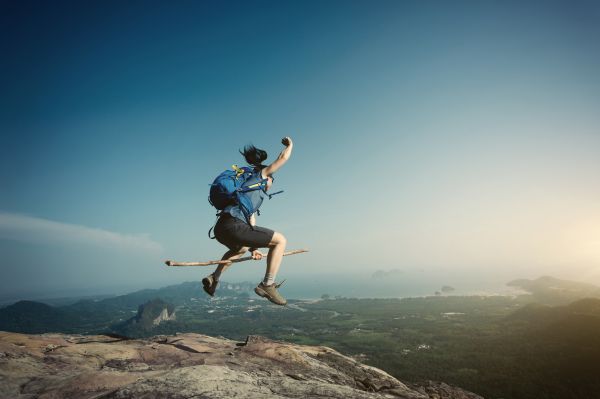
[1,0,599,299]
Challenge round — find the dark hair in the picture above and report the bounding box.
[239,144,267,170]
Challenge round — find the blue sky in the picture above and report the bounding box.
[1,0,600,299]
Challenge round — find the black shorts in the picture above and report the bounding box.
[214,213,275,252]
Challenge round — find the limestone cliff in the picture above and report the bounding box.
[113,298,176,337]
[0,331,482,399]
[151,307,176,326]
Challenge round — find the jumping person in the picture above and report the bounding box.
[202,137,293,305]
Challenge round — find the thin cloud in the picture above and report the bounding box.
[0,212,163,253]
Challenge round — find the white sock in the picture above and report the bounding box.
[263,273,275,286]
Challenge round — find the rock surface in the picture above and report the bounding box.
[0,331,483,399]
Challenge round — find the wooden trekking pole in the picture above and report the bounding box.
[164,249,308,267]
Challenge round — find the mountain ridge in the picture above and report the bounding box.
[507,276,600,304]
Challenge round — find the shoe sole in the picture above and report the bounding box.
[202,278,215,297]
[254,287,287,306]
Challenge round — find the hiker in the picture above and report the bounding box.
[203,137,293,305]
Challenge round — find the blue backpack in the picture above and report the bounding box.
[208,165,282,234]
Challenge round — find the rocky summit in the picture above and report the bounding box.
[0,331,482,399]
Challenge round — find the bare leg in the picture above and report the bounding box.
[265,232,287,284]
[213,246,248,280]
[253,232,288,305]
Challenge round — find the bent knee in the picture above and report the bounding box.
[269,232,287,246]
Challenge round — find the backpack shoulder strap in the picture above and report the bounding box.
[207,211,221,239]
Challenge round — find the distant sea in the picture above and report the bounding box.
[278,272,520,300]
[0,271,523,307]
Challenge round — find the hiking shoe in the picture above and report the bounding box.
[254,280,287,306]
[202,274,218,297]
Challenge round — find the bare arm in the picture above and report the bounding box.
[249,213,256,226]
[261,137,293,178]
